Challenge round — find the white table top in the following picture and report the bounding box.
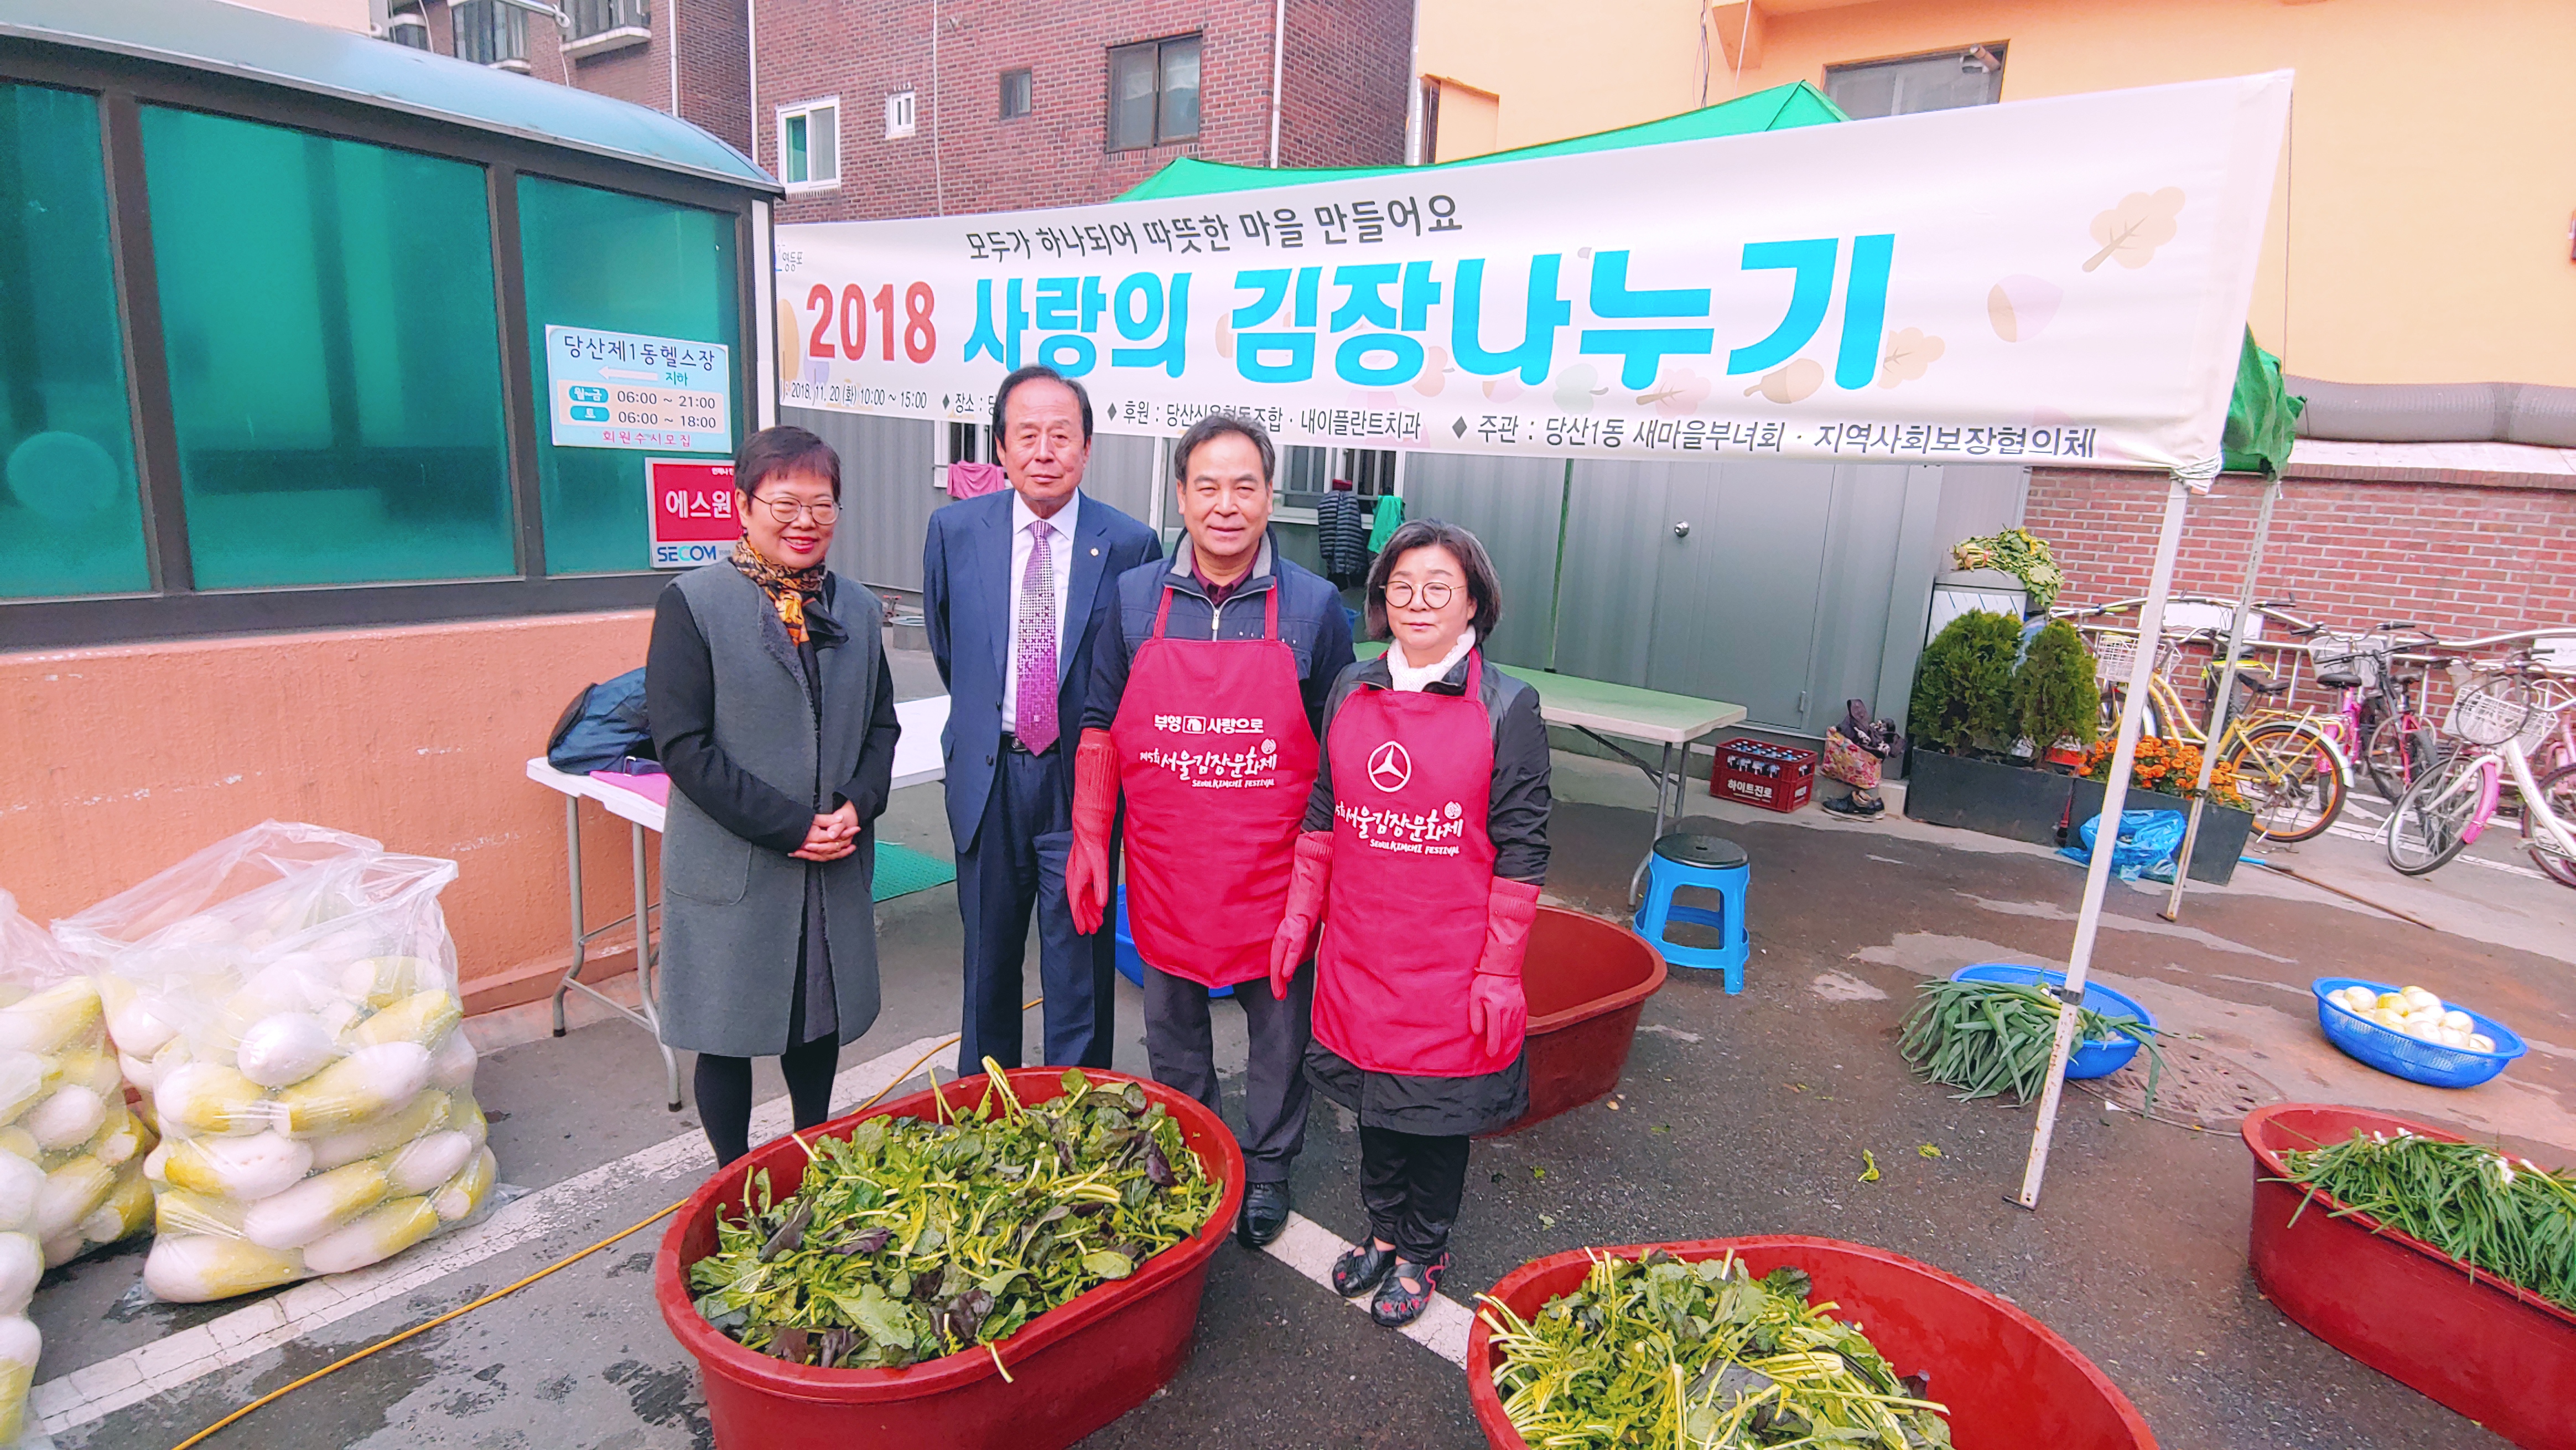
[526,695,951,835]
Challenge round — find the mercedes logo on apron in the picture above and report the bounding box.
[1366,740,1412,793]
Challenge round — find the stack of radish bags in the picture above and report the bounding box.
[0,895,159,1442]
[53,823,497,1306]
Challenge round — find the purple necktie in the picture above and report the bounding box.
[1015,519,1058,753]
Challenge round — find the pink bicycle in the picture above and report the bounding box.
[2382,660,2576,887]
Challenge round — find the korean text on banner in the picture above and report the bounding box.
[647,458,739,569]
[774,74,2289,474]
[547,325,734,455]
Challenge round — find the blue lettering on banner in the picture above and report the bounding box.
[1580,250,1715,388]
[1325,261,1442,386]
[1110,273,1191,375]
[970,272,1192,377]
[963,277,1030,370]
[1451,254,1570,385]
[1725,235,1895,389]
[1233,266,1325,383]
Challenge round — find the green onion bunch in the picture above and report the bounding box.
[688,1064,1223,1369]
[1898,978,2162,1111]
[2277,1130,2576,1312]
[1480,1249,1951,1449]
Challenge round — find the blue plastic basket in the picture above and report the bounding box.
[1949,964,2154,1080]
[1114,887,1230,998]
[2310,977,2525,1089]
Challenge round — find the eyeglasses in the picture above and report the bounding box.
[1384,579,1455,609]
[755,495,839,524]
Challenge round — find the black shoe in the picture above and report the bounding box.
[1237,1182,1291,1248]
[1371,1252,1450,1328]
[1331,1240,1395,1297]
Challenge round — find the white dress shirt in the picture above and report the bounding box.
[1001,490,1081,733]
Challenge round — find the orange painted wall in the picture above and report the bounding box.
[1,612,658,1013]
[1417,0,2576,389]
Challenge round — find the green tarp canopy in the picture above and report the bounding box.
[1120,79,2303,476]
[1114,81,1846,201]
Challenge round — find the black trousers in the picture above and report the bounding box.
[1144,964,1313,1185]
[693,942,838,1167]
[1358,1125,1470,1262]
[955,747,1116,1073]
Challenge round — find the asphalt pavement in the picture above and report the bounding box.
[27,652,2574,1449]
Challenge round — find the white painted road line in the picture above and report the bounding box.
[2320,820,2549,878]
[1260,1211,1474,1367]
[32,1034,954,1436]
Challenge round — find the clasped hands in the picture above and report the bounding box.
[790,802,861,862]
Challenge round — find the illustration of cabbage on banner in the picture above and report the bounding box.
[776,74,2291,475]
[53,824,497,1304]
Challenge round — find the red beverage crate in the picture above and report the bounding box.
[1708,736,1816,812]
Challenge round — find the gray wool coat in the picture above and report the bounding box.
[656,564,886,1057]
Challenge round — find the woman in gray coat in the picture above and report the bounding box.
[646,425,900,1165]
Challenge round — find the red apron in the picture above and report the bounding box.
[1312,650,1512,1077]
[1110,582,1320,988]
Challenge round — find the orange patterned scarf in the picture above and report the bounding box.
[730,538,827,645]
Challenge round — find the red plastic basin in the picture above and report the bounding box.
[652,1068,1246,1450]
[1467,1236,2156,1450]
[2242,1104,2575,1450]
[1488,907,1666,1135]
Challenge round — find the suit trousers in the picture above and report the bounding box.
[1357,1125,1470,1262]
[1144,964,1313,1185]
[954,747,1116,1073]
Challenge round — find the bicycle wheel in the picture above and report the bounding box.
[2522,762,2576,888]
[2363,714,2439,802]
[2384,762,2480,875]
[2225,723,2346,843]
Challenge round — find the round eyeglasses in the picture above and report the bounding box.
[1384,579,1455,609]
[755,495,839,524]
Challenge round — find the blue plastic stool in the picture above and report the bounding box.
[1632,833,1750,992]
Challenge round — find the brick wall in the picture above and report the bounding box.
[417,1,749,159]
[757,0,1410,223]
[2025,465,2576,710]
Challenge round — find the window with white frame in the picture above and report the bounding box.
[885,91,918,139]
[777,100,838,191]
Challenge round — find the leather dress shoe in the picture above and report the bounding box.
[1237,1182,1291,1247]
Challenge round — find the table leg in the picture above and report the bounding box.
[1629,740,1679,905]
[553,796,582,1038]
[629,821,682,1111]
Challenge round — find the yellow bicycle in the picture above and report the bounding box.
[2085,624,2354,843]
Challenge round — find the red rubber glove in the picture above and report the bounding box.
[1467,878,1542,1059]
[1268,831,1336,1000]
[1066,729,1119,936]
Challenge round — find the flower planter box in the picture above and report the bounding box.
[653,1069,1245,1450]
[2242,1104,2575,1450]
[2065,777,2251,885]
[1467,1236,2156,1450]
[1902,745,2073,846]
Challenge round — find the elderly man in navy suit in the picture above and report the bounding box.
[925,365,1161,1073]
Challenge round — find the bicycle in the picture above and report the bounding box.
[2383,670,2576,887]
[2085,622,2352,843]
[2309,623,2445,802]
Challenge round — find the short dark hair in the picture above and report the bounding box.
[735,424,841,500]
[1365,519,1504,643]
[992,365,1094,442]
[1172,412,1275,487]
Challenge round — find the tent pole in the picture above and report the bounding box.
[2017,471,2195,1210]
[2163,472,2281,922]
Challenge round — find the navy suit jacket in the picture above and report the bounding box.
[923,489,1161,852]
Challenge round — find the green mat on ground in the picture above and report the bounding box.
[872,840,955,901]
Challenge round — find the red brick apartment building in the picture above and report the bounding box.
[383,0,1412,220]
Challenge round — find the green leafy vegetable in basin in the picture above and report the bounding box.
[2277,1129,2576,1312]
[1898,978,2162,1112]
[1479,1250,1951,1448]
[688,1063,1224,1369]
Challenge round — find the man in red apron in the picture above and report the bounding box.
[1271,519,1552,1327]
[1064,413,1355,1247]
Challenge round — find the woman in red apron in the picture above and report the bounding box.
[1269,520,1552,1328]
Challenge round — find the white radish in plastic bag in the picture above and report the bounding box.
[0,1312,37,1442]
[0,1235,37,1316]
[236,1013,339,1090]
[157,1132,313,1203]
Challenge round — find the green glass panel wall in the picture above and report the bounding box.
[518,175,738,574]
[141,107,515,589]
[0,84,148,600]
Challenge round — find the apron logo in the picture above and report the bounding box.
[1367,741,1412,793]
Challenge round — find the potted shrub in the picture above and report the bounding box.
[2064,737,2256,884]
[1904,610,2073,843]
[2016,620,2100,770]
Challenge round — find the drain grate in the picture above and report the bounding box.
[2088,1037,2282,1126]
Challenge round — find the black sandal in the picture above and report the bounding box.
[1332,1240,1395,1297]
[1370,1252,1450,1328]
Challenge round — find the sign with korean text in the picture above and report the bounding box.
[647,457,739,568]
[546,325,733,454]
[776,74,2288,474]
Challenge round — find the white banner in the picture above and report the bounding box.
[775,74,2288,474]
